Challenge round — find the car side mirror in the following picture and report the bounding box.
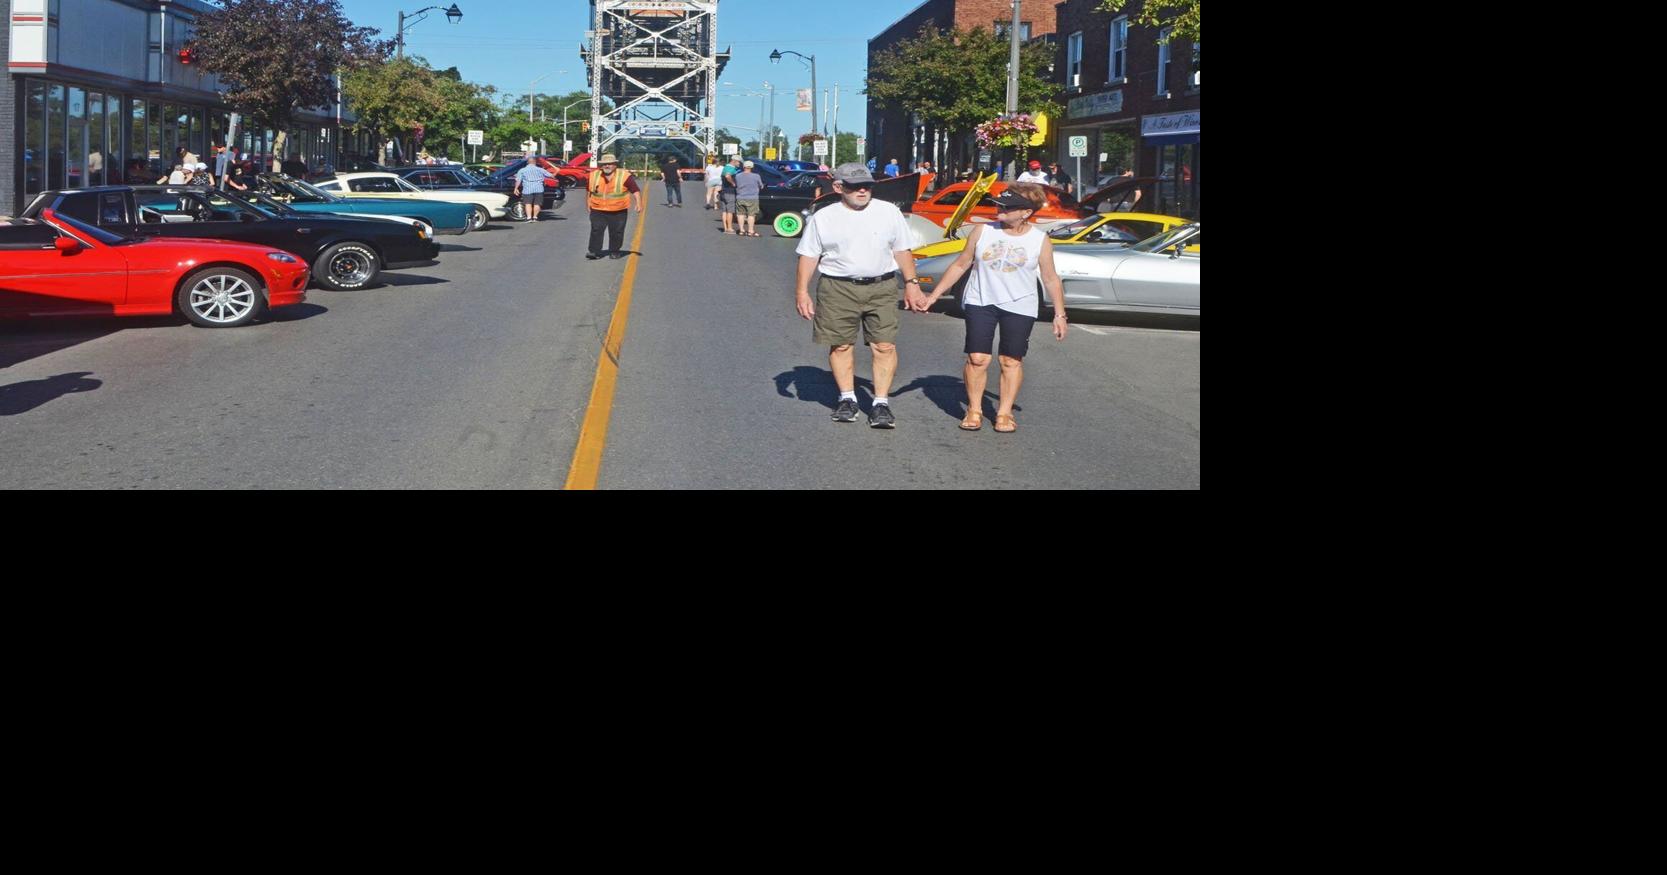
[55,236,80,252]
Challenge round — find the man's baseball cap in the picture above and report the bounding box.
[743,159,754,167]
[983,191,1039,210]
[1028,160,1042,169]
[831,162,875,184]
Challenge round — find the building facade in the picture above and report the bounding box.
[866,0,1058,174]
[4,0,368,215]
[1050,0,1198,217]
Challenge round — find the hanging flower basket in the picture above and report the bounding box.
[975,113,1040,169]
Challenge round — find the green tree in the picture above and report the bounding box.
[865,24,1060,138]
[341,57,447,159]
[193,0,390,132]
[1097,0,1200,43]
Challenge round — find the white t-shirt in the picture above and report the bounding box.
[704,164,723,185]
[795,199,913,279]
[963,224,1046,316]
[1016,170,1051,184]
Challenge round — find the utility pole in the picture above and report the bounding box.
[832,84,839,166]
[1005,0,1022,179]
[397,11,405,60]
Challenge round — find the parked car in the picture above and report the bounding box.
[910,177,1083,230]
[768,160,822,174]
[1,206,309,328]
[313,172,509,231]
[769,172,925,238]
[914,222,1200,316]
[479,156,585,218]
[21,185,440,292]
[252,173,473,235]
[910,178,1192,259]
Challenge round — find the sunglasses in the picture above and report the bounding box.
[843,183,874,191]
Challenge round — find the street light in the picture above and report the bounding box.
[529,70,566,122]
[770,49,816,162]
[396,4,462,60]
[560,97,590,160]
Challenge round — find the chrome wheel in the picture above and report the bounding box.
[329,249,374,286]
[469,205,490,231]
[188,274,257,324]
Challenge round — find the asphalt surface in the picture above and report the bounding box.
[1,181,1200,489]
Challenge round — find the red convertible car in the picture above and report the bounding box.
[0,207,309,328]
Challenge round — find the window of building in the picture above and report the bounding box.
[48,85,67,191]
[994,21,1032,41]
[1110,17,1129,82]
[147,102,162,176]
[25,82,47,197]
[68,88,87,189]
[89,93,107,187]
[1067,32,1084,89]
[1156,27,1172,96]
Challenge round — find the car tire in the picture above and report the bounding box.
[315,242,381,291]
[177,266,266,328]
[509,201,527,221]
[773,212,804,238]
[467,204,490,231]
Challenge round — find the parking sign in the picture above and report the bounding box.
[1068,136,1088,157]
[812,139,828,157]
[467,130,484,146]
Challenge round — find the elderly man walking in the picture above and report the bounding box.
[585,153,643,260]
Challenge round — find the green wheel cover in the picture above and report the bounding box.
[774,213,803,237]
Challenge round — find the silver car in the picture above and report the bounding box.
[915,222,1200,315]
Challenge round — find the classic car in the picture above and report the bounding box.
[909,176,1083,230]
[313,172,509,231]
[769,172,928,239]
[21,186,439,292]
[910,178,1192,259]
[914,222,1200,316]
[252,173,473,235]
[1,207,309,327]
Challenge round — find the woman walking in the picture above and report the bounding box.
[919,183,1067,433]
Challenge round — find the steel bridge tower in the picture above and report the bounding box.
[582,0,729,164]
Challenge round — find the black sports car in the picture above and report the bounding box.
[22,186,440,291]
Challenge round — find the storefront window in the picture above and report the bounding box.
[25,82,46,196]
[130,99,148,182]
[48,85,66,191]
[68,87,87,188]
[189,108,204,157]
[89,93,106,186]
[1153,143,1198,219]
[173,105,191,161]
[147,102,162,176]
[1096,125,1136,189]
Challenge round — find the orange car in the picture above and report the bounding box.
[910,178,1083,229]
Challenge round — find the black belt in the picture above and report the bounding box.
[823,272,897,285]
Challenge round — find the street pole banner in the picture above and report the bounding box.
[796,89,812,111]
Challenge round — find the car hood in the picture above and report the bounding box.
[940,173,1000,238]
[1078,176,1160,212]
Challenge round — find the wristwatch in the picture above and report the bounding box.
[904,278,921,285]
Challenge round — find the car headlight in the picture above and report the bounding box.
[414,224,430,239]
[266,252,299,263]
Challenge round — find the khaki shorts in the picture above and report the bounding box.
[735,198,760,216]
[813,277,900,347]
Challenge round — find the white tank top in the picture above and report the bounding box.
[963,224,1046,316]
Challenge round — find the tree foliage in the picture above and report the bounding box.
[341,57,447,150]
[1098,0,1200,43]
[865,25,1061,134]
[193,0,391,131]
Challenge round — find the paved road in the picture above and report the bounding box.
[1,182,1199,489]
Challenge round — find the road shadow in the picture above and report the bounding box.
[925,298,1199,331]
[438,243,482,253]
[0,371,102,416]
[885,374,1006,420]
[373,274,450,288]
[1,317,176,368]
[265,303,329,322]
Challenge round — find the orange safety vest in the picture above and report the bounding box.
[587,169,633,211]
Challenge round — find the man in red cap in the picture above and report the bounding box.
[1017,159,1050,184]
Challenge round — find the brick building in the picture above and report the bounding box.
[1050,0,1198,216]
[865,0,1058,174]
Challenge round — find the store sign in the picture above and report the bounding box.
[1068,90,1123,119]
[1141,111,1200,137]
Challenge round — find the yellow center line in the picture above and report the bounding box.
[564,206,648,490]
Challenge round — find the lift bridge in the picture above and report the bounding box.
[581,0,729,163]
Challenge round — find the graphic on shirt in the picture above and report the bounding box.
[979,240,1029,273]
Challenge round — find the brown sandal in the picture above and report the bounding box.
[959,412,983,430]
[993,413,1017,433]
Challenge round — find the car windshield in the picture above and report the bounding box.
[262,174,338,202]
[245,190,300,216]
[1130,224,1200,253]
[455,169,485,184]
[1048,216,1104,239]
[48,206,136,245]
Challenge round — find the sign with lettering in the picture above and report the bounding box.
[467,130,484,145]
[1141,111,1200,137]
[1068,90,1124,119]
[722,142,739,155]
[812,139,828,157]
[1068,136,1088,157]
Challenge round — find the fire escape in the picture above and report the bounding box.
[580,0,729,161]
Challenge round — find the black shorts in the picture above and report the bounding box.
[963,304,1036,359]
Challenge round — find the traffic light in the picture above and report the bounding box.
[581,121,590,132]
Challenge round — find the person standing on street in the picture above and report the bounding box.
[1017,160,1050,184]
[513,160,557,223]
[660,154,684,207]
[585,153,642,260]
[1047,161,1073,196]
[918,184,1067,434]
[794,163,929,428]
[720,155,741,234]
[703,155,723,209]
[734,160,764,236]
[884,157,901,177]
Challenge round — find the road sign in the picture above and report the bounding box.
[812,139,828,157]
[564,140,573,154]
[501,150,526,159]
[643,126,666,137]
[467,129,484,146]
[1068,135,1088,157]
[856,136,865,154]
[765,147,777,160]
[722,142,739,156]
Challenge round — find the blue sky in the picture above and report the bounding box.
[336,0,919,137]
